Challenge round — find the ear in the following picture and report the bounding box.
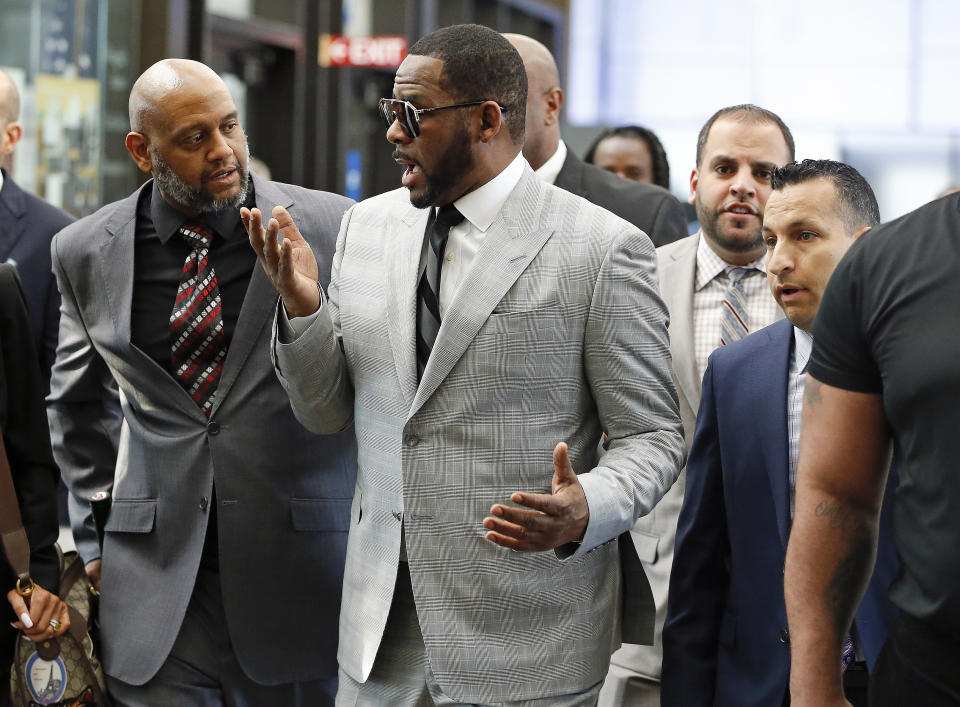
[544,87,563,126]
[688,167,699,205]
[851,225,871,240]
[0,121,22,155]
[125,132,154,173]
[478,101,505,143]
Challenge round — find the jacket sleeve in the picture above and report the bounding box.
[574,223,686,555]
[647,192,689,248]
[0,265,61,593]
[46,234,122,565]
[661,357,729,706]
[271,205,356,434]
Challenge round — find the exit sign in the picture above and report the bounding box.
[319,34,408,68]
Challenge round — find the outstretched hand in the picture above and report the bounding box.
[241,205,321,318]
[483,442,589,552]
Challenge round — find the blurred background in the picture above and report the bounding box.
[2,0,957,223]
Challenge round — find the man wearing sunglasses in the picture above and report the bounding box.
[246,23,683,706]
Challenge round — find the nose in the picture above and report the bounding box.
[207,129,233,162]
[766,239,794,275]
[386,117,409,144]
[730,170,757,199]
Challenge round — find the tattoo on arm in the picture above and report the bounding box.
[814,498,875,637]
[805,377,823,407]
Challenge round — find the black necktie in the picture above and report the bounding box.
[416,204,464,379]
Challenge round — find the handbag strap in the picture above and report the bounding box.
[0,426,33,585]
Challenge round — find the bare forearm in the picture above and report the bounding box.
[786,492,877,703]
[785,377,888,706]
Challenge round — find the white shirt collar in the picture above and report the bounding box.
[793,326,814,373]
[534,139,568,186]
[453,151,526,233]
[695,229,768,291]
[0,169,5,193]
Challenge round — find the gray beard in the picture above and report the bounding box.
[150,144,250,213]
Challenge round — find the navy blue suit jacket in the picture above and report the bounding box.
[661,319,899,707]
[0,170,74,385]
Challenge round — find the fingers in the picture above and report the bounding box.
[85,558,102,593]
[272,205,306,243]
[6,590,32,629]
[9,587,70,641]
[552,441,577,492]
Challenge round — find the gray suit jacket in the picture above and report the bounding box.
[273,166,685,703]
[554,151,688,248]
[611,232,784,681]
[47,173,358,686]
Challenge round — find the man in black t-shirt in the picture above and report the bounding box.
[785,193,960,706]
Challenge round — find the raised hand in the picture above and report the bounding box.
[241,205,321,318]
[483,442,589,552]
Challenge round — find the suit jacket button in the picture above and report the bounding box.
[392,511,401,521]
[200,496,209,511]
[404,434,420,447]
[207,421,220,436]
[779,628,790,644]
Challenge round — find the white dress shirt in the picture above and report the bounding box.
[788,326,813,517]
[533,139,568,186]
[692,233,780,379]
[427,150,525,313]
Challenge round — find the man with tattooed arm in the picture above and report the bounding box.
[786,189,960,705]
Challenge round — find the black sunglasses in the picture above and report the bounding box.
[378,98,507,138]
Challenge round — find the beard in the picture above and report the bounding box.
[695,198,764,255]
[396,122,475,209]
[150,144,250,213]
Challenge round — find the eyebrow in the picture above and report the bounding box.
[173,111,239,140]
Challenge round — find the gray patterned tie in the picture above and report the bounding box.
[416,204,464,379]
[720,265,754,346]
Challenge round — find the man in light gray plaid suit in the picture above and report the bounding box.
[245,24,685,706]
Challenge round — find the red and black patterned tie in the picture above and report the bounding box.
[169,221,227,416]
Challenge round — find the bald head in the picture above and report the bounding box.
[129,59,227,135]
[503,34,563,171]
[0,69,20,127]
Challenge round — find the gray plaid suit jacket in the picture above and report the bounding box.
[273,165,685,702]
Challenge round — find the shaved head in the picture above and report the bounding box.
[503,34,563,170]
[0,68,20,127]
[129,59,226,135]
[124,58,248,215]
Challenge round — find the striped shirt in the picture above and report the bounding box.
[788,327,814,517]
[693,234,781,380]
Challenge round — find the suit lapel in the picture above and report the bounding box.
[100,185,206,418]
[755,320,793,549]
[0,175,27,262]
[210,175,289,414]
[386,205,428,410]
[661,236,701,416]
[409,170,553,418]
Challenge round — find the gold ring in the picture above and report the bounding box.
[49,619,63,633]
[15,578,34,597]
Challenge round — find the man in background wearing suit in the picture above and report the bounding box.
[662,159,898,707]
[600,104,794,706]
[503,34,687,248]
[47,59,356,705]
[0,69,73,386]
[246,24,684,705]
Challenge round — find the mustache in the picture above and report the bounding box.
[392,148,421,168]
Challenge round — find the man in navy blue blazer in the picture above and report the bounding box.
[0,69,74,386]
[662,159,899,707]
